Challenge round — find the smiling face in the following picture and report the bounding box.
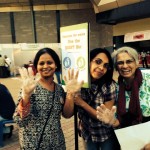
[90,53,109,81]
[116,52,138,80]
[37,53,57,79]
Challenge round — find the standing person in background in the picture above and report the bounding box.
[13,47,83,150]
[28,60,36,75]
[4,55,11,67]
[0,83,15,138]
[96,46,150,150]
[73,48,120,150]
[0,54,8,78]
[4,55,11,77]
[141,51,148,68]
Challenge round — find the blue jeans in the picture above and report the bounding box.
[85,135,120,150]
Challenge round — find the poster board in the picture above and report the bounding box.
[60,23,90,88]
[115,121,150,150]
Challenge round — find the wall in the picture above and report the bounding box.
[35,11,57,43]
[0,8,113,76]
[0,13,12,43]
[14,12,34,43]
[60,9,113,49]
[113,18,150,36]
[0,9,113,49]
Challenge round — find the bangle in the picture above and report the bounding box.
[20,98,30,108]
[18,99,30,118]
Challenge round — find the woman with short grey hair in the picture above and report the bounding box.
[96,46,150,150]
[112,46,139,69]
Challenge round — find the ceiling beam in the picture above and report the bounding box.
[0,3,92,12]
[96,0,150,25]
[91,0,143,13]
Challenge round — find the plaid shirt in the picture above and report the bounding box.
[78,81,116,142]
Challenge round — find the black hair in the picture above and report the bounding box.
[33,47,61,72]
[90,48,114,85]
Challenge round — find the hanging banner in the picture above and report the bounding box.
[19,43,45,51]
[60,22,90,88]
[124,30,150,42]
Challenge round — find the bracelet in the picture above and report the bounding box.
[20,98,30,108]
[18,99,31,118]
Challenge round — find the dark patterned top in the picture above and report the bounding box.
[13,83,66,150]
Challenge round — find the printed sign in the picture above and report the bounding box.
[60,23,90,88]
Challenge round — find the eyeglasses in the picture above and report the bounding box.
[116,59,135,66]
[92,58,110,69]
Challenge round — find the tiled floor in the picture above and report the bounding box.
[0,117,85,150]
[0,71,120,150]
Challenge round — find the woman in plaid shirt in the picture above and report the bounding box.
[74,48,120,150]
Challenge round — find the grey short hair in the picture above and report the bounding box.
[112,46,139,69]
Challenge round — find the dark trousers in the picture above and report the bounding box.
[142,58,148,68]
[0,66,9,78]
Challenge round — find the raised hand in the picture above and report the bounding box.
[64,69,84,93]
[19,67,40,100]
[96,104,117,125]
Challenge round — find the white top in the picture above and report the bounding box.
[5,57,11,67]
